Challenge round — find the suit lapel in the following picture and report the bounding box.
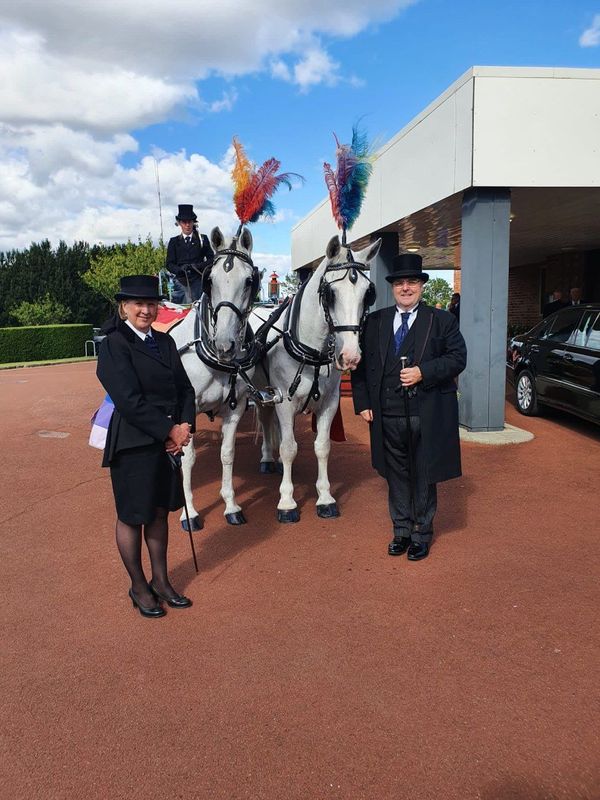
[378,306,395,366]
[119,321,166,365]
[411,304,433,365]
[155,330,171,364]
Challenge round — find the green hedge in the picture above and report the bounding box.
[0,324,94,364]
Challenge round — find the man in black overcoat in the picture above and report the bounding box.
[542,289,568,318]
[166,204,213,303]
[351,254,467,561]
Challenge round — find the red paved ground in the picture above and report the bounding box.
[1,362,599,800]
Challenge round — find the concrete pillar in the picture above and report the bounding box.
[459,188,511,431]
[369,231,397,311]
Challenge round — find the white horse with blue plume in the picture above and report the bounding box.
[252,125,380,522]
[169,139,301,530]
[252,234,380,521]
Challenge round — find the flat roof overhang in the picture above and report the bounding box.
[292,66,600,270]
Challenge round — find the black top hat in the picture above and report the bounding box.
[385,253,429,284]
[114,275,165,301]
[176,204,197,222]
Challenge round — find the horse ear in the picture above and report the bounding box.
[211,227,224,251]
[359,237,382,264]
[239,226,253,254]
[326,235,341,260]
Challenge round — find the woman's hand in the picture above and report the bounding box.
[168,423,192,450]
[360,409,373,423]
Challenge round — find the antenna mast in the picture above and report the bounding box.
[154,157,164,242]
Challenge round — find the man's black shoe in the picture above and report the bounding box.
[388,539,411,556]
[407,542,430,561]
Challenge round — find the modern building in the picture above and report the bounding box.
[291,66,600,432]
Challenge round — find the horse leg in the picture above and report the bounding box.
[258,405,282,474]
[276,404,299,523]
[314,399,340,518]
[220,404,246,525]
[179,438,203,531]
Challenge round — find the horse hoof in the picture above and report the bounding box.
[317,503,340,519]
[182,516,203,532]
[226,511,247,525]
[260,461,276,474]
[277,509,300,524]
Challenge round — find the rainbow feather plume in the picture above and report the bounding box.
[231,137,301,225]
[323,125,375,240]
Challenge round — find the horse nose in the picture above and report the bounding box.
[217,340,236,360]
[340,352,361,371]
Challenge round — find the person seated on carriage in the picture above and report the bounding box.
[166,204,214,304]
[294,264,313,287]
[96,275,197,617]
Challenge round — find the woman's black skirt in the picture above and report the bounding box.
[109,443,184,525]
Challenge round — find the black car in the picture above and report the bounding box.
[507,304,600,425]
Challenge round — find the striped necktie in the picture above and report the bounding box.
[394,312,411,355]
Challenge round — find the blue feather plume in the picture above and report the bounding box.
[323,125,374,238]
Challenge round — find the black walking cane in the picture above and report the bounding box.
[168,452,199,574]
[400,356,419,535]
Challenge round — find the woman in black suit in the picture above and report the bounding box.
[97,275,197,618]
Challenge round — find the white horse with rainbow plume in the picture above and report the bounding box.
[169,139,300,530]
[252,125,380,521]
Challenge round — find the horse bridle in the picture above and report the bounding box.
[203,238,260,353]
[318,249,376,335]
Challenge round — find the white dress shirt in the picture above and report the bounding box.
[125,319,152,341]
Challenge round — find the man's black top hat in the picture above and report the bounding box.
[385,253,429,283]
[176,204,197,222]
[114,275,165,301]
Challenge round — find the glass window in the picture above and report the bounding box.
[572,312,594,347]
[585,313,600,351]
[546,309,583,343]
[535,320,553,340]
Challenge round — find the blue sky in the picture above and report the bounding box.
[1,0,599,278]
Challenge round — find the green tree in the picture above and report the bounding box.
[83,237,166,305]
[280,270,299,297]
[9,294,72,326]
[0,240,108,327]
[422,277,453,308]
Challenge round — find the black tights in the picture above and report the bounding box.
[115,508,178,604]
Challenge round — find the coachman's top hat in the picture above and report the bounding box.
[175,204,197,222]
[385,253,429,284]
[114,275,165,301]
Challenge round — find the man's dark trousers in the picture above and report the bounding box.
[382,414,436,544]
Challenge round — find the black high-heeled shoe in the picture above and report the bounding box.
[149,581,192,609]
[128,588,166,618]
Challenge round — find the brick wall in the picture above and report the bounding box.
[508,263,543,328]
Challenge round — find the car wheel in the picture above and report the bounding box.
[515,369,539,416]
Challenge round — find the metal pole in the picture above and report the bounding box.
[154,157,164,243]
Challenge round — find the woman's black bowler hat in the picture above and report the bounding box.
[385,253,429,284]
[114,275,165,301]
[176,204,197,222]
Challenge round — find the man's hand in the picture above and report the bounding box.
[359,409,373,423]
[400,366,423,387]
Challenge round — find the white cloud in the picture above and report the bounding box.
[294,47,341,90]
[0,132,237,249]
[207,89,239,114]
[579,15,600,47]
[0,0,417,251]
